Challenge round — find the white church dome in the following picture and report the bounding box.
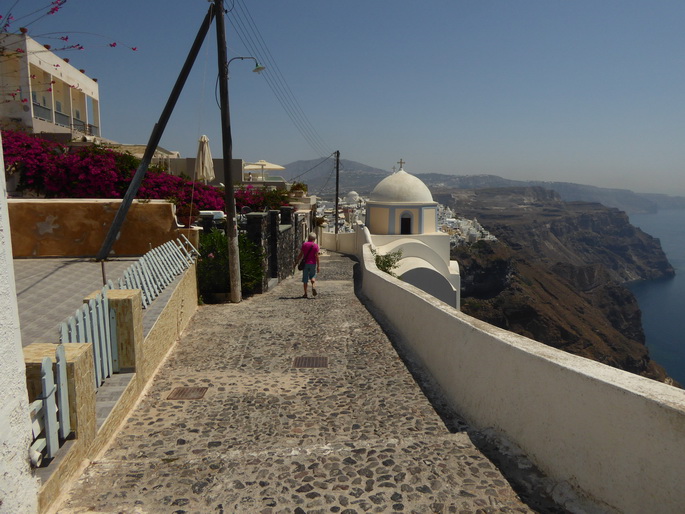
[369,169,434,203]
[345,191,360,204]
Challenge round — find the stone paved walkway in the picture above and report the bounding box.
[14,258,136,347]
[56,253,537,513]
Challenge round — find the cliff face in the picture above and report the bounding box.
[445,187,676,384]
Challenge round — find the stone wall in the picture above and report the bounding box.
[277,226,295,282]
[8,199,186,258]
[245,208,312,291]
[245,212,269,294]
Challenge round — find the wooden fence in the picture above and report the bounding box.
[30,237,197,469]
[58,237,198,389]
[117,237,197,309]
[28,344,71,467]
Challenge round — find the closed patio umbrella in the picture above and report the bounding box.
[195,135,215,184]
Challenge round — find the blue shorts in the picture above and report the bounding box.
[302,263,317,283]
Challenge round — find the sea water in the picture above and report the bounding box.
[628,210,685,385]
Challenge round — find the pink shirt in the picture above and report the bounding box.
[301,241,319,265]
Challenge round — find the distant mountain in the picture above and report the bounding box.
[425,175,666,214]
[638,193,685,210]
[283,159,389,196]
[285,159,685,214]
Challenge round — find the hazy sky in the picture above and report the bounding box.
[10,0,685,195]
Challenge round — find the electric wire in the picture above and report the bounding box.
[232,0,330,155]
[227,12,327,157]
[315,163,337,196]
[225,0,332,157]
[226,18,328,157]
[288,152,334,182]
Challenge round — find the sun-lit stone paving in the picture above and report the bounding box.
[57,253,541,513]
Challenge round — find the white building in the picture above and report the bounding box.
[0,34,101,139]
[365,167,461,308]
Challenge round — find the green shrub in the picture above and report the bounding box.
[371,248,402,277]
[238,234,265,295]
[197,229,264,301]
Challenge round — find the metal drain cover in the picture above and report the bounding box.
[167,386,208,400]
[293,356,329,368]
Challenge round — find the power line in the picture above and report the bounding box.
[227,12,326,156]
[289,152,335,182]
[232,0,330,155]
[315,160,337,196]
[226,0,332,157]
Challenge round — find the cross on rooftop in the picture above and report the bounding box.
[397,158,405,169]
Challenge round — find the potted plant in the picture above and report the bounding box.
[175,203,200,227]
[290,182,307,198]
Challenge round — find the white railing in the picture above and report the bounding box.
[117,237,197,309]
[29,344,71,467]
[58,237,197,390]
[59,285,115,387]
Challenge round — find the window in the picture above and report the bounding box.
[56,100,62,112]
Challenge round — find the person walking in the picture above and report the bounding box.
[296,232,320,298]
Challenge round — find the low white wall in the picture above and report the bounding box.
[320,231,357,255]
[378,238,453,276]
[359,243,685,513]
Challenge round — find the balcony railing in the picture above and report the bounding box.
[32,103,53,122]
[34,109,100,137]
[72,119,86,133]
[55,111,70,127]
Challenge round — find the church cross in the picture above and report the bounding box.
[397,158,405,169]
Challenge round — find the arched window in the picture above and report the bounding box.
[400,211,412,235]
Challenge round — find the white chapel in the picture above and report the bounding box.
[365,162,461,308]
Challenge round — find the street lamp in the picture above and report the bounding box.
[227,56,266,74]
[214,1,265,303]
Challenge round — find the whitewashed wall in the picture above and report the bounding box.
[359,243,685,514]
[320,231,358,256]
[0,134,39,513]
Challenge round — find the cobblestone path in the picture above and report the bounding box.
[56,252,534,513]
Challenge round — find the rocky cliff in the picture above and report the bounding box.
[441,187,676,384]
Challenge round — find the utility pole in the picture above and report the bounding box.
[95,1,242,302]
[334,150,340,236]
[96,5,215,261]
[214,0,241,302]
